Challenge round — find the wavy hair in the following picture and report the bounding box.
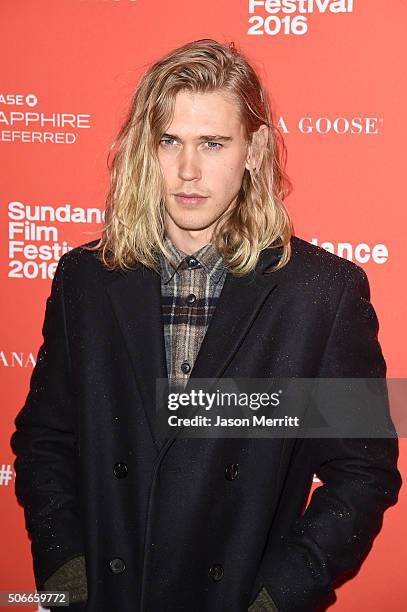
[84,38,294,276]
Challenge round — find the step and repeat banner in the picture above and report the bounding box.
[1,1,406,610]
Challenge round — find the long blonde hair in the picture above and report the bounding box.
[84,38,294,276]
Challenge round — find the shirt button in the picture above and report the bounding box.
[181,361,191,374]
[208,563,224,581]
[186,256,200,269]
[185,293,197,305]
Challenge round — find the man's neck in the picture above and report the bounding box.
[164,226,213,255]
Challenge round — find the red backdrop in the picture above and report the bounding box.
[1,1,406,610]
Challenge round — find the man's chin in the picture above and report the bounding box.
[167,213,217,232]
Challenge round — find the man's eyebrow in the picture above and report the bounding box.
[161,133,233,142]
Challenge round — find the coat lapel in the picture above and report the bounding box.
[106,245,285,448]
[106,265,168,451]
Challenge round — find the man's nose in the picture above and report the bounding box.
[177,145,202,181]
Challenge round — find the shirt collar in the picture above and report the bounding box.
[158,236,228,285]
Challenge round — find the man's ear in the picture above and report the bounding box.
[245,124,269,172]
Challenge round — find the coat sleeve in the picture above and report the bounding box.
[256,265,402,612]
[10,254,86,591]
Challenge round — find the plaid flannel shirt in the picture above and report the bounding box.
[158,235,229,391]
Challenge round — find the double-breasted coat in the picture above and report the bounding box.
[10,235,401,611]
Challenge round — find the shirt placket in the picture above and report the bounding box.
[176,255,203,390]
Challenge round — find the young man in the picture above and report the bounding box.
[10,39,401,612]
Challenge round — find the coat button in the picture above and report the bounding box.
[225,463,239,481]
[109,557,126,574]
[113,462,128,478]
[208,563,224,581]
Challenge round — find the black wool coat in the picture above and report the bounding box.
[10,235,401,612]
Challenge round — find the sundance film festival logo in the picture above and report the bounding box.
[7,200,104,280]
[0,93,91,144]
[248,0,354,37]
[311,238,389,265]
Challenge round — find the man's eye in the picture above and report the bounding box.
[206,141,223,150]
[158,139,223,150]
[160,138,176,146]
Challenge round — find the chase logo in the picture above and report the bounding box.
[25,94,38,107]
[0,93,38,106]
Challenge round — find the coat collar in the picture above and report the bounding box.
[106,241,286,451]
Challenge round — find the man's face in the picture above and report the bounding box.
[157,89,251,242]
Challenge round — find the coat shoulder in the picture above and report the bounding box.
[288,235,368,288]
[58,238,102,267]
[55,238,117,284]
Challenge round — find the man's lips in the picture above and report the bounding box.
[174,193,209,205]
